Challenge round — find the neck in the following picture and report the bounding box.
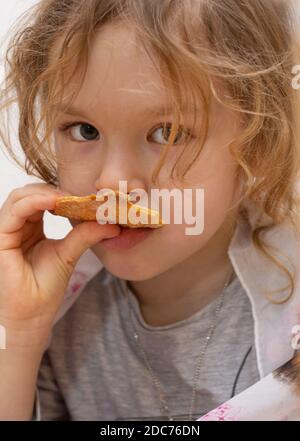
[127,212,238,327]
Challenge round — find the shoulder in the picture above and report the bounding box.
[230,199,300,376]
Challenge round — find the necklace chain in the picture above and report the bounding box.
[126,269,234,421]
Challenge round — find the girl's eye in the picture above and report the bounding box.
[60,123,100,142]
[58,121,192,145]
[147,123,191,146]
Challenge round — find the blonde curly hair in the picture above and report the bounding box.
[1,0,300,302]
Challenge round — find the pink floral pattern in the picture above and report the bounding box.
[65,270,88,298]
[200,403,241,421]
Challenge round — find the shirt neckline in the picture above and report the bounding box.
[115,272,239,333]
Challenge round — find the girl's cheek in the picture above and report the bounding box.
[56,145,104,192]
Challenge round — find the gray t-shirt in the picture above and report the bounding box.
[36,267,260,421]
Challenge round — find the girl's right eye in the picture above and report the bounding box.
[59,122,100,142]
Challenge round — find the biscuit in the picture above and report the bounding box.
[53,191,165,228]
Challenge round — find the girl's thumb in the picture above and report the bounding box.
[53,221,120,274]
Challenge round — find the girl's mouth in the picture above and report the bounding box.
[101,226,154,250]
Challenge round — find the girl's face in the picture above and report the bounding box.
[54,22,242,281]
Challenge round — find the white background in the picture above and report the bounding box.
[0,0,71,237]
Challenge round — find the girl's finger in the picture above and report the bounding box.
[21,224,45,255]
[0,194,58,235]
[0,184,70,214]
[53,221,121,275]
[26,210,45,224]
[22,220,44,243]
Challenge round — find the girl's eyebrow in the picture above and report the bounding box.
[55,105,94,120]
[142,105,198,117]
[56,104,198,119]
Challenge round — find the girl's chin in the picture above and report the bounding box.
[90,245,157,281]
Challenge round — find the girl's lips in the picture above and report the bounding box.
[101,226,154,250]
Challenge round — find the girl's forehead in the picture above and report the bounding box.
[50,19,218,123]
[93,29,167,88]
[53,22,168,101]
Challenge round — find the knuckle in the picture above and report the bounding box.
[8,204,19,219]
[24,183,46,189]
[30,183,55,192]
[8,184,56,200]
[64,255,77,269]
[55,252,75,280]
[55,243,77,275]
[8,188,22,200]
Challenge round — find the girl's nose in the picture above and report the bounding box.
[93,144,149,195]
[94,170,146,196]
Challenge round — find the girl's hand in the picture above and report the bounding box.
[0,183,120,348]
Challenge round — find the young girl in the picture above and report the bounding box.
[0,0,300,421]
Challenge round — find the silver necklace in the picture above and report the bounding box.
[126,269,234,422]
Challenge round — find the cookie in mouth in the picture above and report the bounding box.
[53,191,165,228]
